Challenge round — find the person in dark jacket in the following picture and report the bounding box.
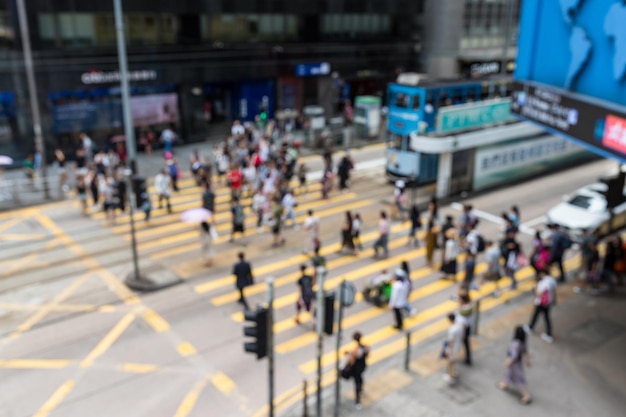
[337,154,352,191]
[232,252,254,310]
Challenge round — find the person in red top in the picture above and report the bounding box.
[227,164,243,199]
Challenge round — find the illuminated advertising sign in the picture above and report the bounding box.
[511,81,626,161]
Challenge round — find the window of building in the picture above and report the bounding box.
[321,14,392,38]
[37,13,179,47]
[202,14,298,42]
[0,11,14,45]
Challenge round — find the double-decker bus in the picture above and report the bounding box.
[385,73,513,183]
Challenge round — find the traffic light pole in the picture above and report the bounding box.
[333,280,346,417]
[315,266,327,417]
[267,277,275,417]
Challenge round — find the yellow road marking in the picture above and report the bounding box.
[8,274,92,338]
[173,376,210,417]
[137,192,357,251]
[177,341,197,357]
[121,184,327,240]
[194,222,410,294]
[33,214,140,305]
[141,309,171,333]
[212,233,416,307]
[152,197,372,261]
[257,255,582,416]
[0,233,47,241]
[275,261,448,355]
[211,372,236,395]
[80,313,135,368]
[0,302,97,313]
[0,252,40,277]
[0,359,72,369]
[120,363,159,373]
[98,305,117,313]
[0,216,25,233]
[32,380,76,417]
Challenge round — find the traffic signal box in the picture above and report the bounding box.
[243,307,268,359]
[323,293,335,336]
[600,171,626,210]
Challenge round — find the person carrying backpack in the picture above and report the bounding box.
[295,265,315,326]
[344,331,369,410]
[549,224,571,283]
[524,270,554,344]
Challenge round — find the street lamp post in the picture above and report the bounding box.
[113,0,138,175]
[114,0,142,284]
[16,0,49,199]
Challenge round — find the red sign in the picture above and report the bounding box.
[603,114,626,155]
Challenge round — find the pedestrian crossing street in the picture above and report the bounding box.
[87,168,582,416]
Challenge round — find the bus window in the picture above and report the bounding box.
[395,93,409,108]
[394,134,403,149]
[386,132,403,149]
[412,95,421,110]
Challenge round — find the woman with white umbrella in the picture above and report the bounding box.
[181,208,217,267]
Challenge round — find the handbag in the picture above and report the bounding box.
[209,225,219,240]
[340,364,353,380]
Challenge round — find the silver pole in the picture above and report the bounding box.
[315,266,327,417]
[267,277,275,417]
[113,0,138,174]
[115,0,141,283]
[15,0,49,198]
[125,170,141,281]
[333,280,345,417]
[500,0,515,75]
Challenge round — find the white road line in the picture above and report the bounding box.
[521,216,546,228]
[307,157,385,181]
[450,202,537,236]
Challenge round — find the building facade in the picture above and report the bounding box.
[0,0,517,162]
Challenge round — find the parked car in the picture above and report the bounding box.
[546,182,626,241]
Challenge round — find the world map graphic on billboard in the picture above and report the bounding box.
[516,0,626,107]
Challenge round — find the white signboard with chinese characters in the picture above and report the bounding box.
[473,135,590,190]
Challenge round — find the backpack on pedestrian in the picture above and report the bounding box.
[476,234,486,253]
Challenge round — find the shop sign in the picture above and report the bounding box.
[295,62,331,77]
[81,70,157,85]
[437,98,516,135]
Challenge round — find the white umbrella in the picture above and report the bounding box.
[180,207,212,223]
[0,155,13,166]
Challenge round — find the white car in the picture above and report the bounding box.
[545,182,626,241]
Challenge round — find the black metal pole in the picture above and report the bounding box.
[268,277,275,417]
[334,280,345,417]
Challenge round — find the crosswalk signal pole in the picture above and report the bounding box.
[333,280,346,417]
[267,277,275,417]
[315,266,327,417]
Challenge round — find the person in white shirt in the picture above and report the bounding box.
[465,223,479,255]
[352,213,363,250]
[281,189,298,229]
[231,120,245,137]
[154,168,172,213]
[388,269,409,330]
[252,189,267,234]
[80,132,93,161]
[524,270,555,344]
[444,313,464,384]
[302,210,320,254]
[160,128,176,152]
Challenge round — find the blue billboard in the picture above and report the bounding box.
[515,0,626,105]
[513,0,626,162]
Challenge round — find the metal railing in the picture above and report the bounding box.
[0,175,67,209]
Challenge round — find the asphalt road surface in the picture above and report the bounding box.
[0,144,617,417]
